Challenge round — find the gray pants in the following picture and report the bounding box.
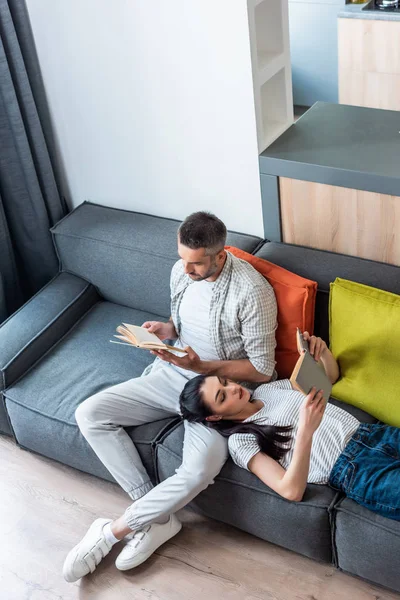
[75,361,228,530]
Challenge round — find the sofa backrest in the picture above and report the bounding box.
[255,242,400,343]
[51,202,263,317]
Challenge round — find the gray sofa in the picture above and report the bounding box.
[1,201,400,593]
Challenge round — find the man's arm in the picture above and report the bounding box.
[237,283,277,380]
[199,358,272,383]
[151,347,271,382]
[152,281,277,382]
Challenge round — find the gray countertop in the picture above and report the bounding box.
[259,102,400,197]
[339,1,400,21]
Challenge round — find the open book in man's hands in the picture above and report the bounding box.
[111,323,187,354]
[290,329,332,400]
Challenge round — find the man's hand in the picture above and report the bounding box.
[142,320,177,341]
[151,346,203,374]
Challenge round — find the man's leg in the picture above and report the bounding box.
[74,365,178,500]
[111,419,228,570]
[123,420,228,529]
[64,397,228,581]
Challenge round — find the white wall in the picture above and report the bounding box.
[26,1,264,236]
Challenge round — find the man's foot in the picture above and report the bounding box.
[115,514,182,571]
[63,518,113,582]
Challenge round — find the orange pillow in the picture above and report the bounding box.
[226,246,317,378]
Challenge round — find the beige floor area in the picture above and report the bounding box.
[1,433,398,600]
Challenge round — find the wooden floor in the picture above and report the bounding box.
[1,434,398,600]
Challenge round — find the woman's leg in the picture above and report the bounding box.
[330,423,400,520]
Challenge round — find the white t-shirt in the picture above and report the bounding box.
[228,379,360,484]
[173,280,219,379]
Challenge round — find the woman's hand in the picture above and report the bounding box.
[302,331,340,384]
[302,331,328,362]
[298,387,326,438]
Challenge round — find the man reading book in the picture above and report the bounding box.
[64,211,277,582]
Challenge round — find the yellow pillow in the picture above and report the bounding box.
[330,277,400,426]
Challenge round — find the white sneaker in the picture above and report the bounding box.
[63,518,113,582]
[115,514,182,571]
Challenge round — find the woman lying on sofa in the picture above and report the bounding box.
[180,333,400,521]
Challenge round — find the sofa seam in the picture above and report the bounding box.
[267,240,400,271]
[4,393,81,427]
[53,231,179,263]
[328,490,343,567]
[5,391,178,447]
[51,200,263,241]
[335,504,400,537]
[157,444,333,508]
[0,394,16,439]
[252,239,270,255]
[152,419,183,484]
[6,382,175,436]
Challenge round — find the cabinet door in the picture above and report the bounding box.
[289,1,341,105]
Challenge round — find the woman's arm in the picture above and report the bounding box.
[302,332,340,384]
[248,388,327,501]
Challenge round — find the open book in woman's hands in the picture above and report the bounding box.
[290,329,332,400]
[110,323,187,354]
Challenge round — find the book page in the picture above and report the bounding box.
[296,328,309,354]
[122,323,163,345]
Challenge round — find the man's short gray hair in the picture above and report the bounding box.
[178,211,227,256]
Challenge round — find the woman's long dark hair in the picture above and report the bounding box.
[179,375,293,462]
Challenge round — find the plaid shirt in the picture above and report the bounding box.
[168,251,277,383]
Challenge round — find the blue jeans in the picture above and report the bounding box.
[329,423,400,521]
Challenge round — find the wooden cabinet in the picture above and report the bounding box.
[279,177,400,265]
[338,17,400,110]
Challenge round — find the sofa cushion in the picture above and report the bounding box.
[254,242,400,345]
[4,300,176,483]
[333,496,400,593]
[330,278,400,427]
[156,421,336,563]
[51,202,263,317]
[226,246,317,378]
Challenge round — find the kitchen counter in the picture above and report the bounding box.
[339,1,400,20]
[258,102,400,265]
[259,102,400,197]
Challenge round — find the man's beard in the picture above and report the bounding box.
[190,257,218,281]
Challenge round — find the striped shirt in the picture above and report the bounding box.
[228,379,360,484]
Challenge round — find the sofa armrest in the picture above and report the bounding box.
[0,272,99,389]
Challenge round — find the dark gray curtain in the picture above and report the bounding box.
[0,0,67,321]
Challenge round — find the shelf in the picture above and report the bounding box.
[261,121,292,150]
[247,0,293,153]
[255,0,284,68]
[260,68,290,149]
[257,51,285,86]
